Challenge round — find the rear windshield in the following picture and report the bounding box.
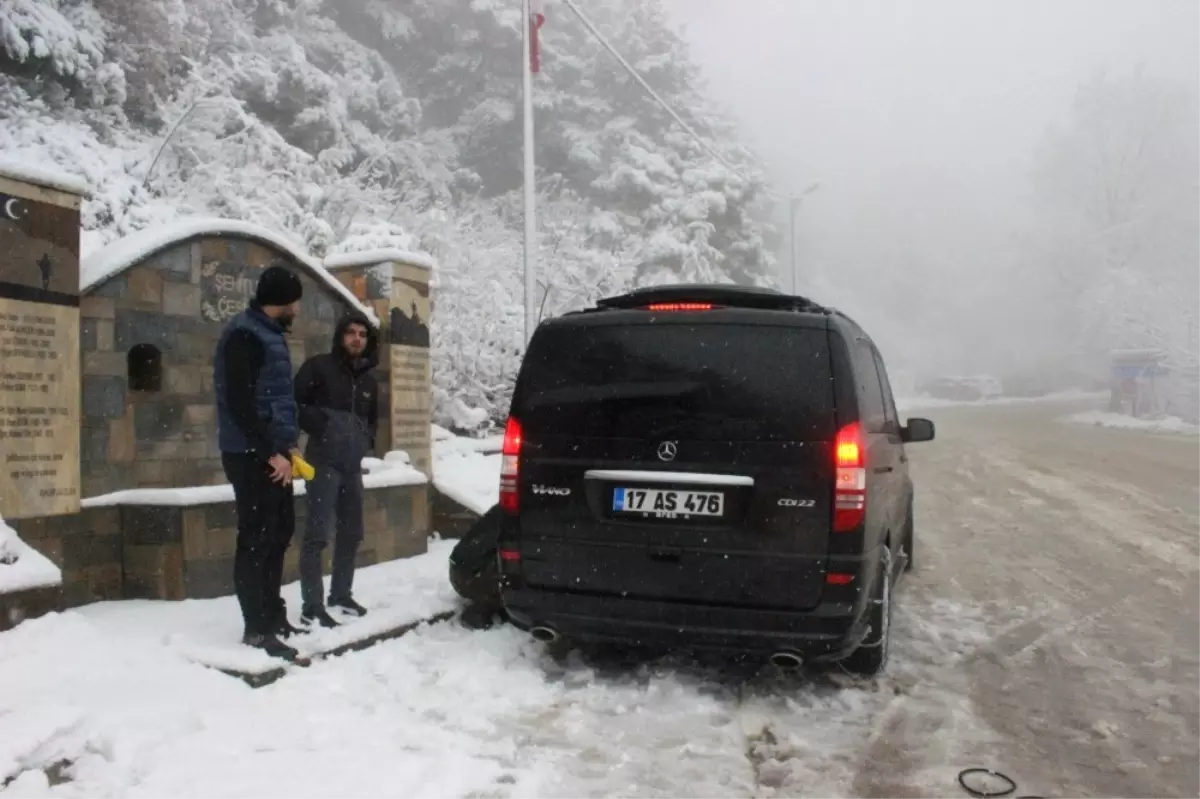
[514,322,834,441]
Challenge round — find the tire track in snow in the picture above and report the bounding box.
[910,405,1199,798]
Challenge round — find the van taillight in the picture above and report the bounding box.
[833,422,866,532]
[499,417,523,514]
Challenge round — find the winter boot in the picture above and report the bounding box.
[302,606,340,629]
[242,632,301,662]
[329,596,367,617]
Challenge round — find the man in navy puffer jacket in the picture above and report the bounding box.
[213,265,304,661]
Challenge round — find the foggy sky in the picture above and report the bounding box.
[666,0,1197,198]
[662,0,1198,379]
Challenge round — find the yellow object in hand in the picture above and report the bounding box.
[291,453,316,481]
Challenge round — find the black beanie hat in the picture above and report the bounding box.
[255,265,303,307]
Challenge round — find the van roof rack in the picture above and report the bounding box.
[595,284,829,313]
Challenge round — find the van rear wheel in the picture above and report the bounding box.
[839,548,892,677]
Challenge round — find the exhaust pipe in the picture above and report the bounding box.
[768,651,804,670]
[530,625,560,643]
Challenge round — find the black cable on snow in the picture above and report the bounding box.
[958,767,1017,797]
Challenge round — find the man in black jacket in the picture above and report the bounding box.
[294,311,379,627]
[213,265,305,661]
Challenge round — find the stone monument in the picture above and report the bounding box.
[0,166,85,521]
[387,262,433,478]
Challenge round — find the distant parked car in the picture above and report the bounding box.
[916,375,1002,402]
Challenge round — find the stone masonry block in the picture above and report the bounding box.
[126,267,164,307]
[245,243,277,267]
[81,296,115,320]
[82,470,123,499]
[190,242,203,282]
[62,532,122,571]
[83,350,126,377]
[162,544,184,600]
[81,425,109,463]
[151,244,193,282]
[134,400,185,440]
[83,375,126,420]
[183,404,215,426]
[182,508,208,560]
[163,365,205,395]
[95,319,114,351]
[200,239,229,262]
[83,507,121,537]
[90,275,128,298]
[363,507,387,540]
[122,506,182,545]
[185,556,234,599]
[86,563,123,600]
[162,282,201,316]
[81,317,97,351]
[207,526,237,559]
[115,307,178,353]
[107,413,135,462]
[205,503,238,531]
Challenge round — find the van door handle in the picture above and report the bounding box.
[648,548,682,563]
[873,466,894,474]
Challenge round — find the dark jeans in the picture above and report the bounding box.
[222,453,295,636]
[300,466,364,611]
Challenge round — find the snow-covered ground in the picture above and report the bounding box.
[2,556,998,798]
[1060,410,1200,436]
[896,388,1106,413]
[2,402,1197,798]
[0,515,61,596]
[432,425,501,515]
[66,537,457,676]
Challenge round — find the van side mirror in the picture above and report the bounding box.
[901,417,935,443]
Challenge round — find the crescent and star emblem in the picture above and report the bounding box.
[2,196,29,222]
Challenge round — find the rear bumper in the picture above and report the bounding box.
[500,586,868,660]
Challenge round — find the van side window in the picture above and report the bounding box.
[872,347,900,429]
[853,339,886,432]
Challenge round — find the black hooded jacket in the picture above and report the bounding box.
[294,311,380,472]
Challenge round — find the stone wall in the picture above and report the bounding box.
[9,505,122,607]
[119,483,430,600]
[8,484,429,607]
[4,223,437,616]
[80,236,378,496]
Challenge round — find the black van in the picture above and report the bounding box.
[496,285,934,675]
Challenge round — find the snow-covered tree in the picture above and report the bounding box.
[1,0,778,425]
[1031,68,1199,368]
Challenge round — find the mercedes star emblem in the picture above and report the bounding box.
[657,441,678,462]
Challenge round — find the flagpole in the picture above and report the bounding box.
[521,0,537,344]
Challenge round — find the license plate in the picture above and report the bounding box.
[612,487,724,518]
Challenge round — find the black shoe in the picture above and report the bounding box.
[276,617,305,638]
[302,606,340,629]
[242,632,300,661]
[329,596,367,617]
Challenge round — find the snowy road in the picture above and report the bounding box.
[5,402,1197,798]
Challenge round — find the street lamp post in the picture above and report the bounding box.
[786,182,821,294]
